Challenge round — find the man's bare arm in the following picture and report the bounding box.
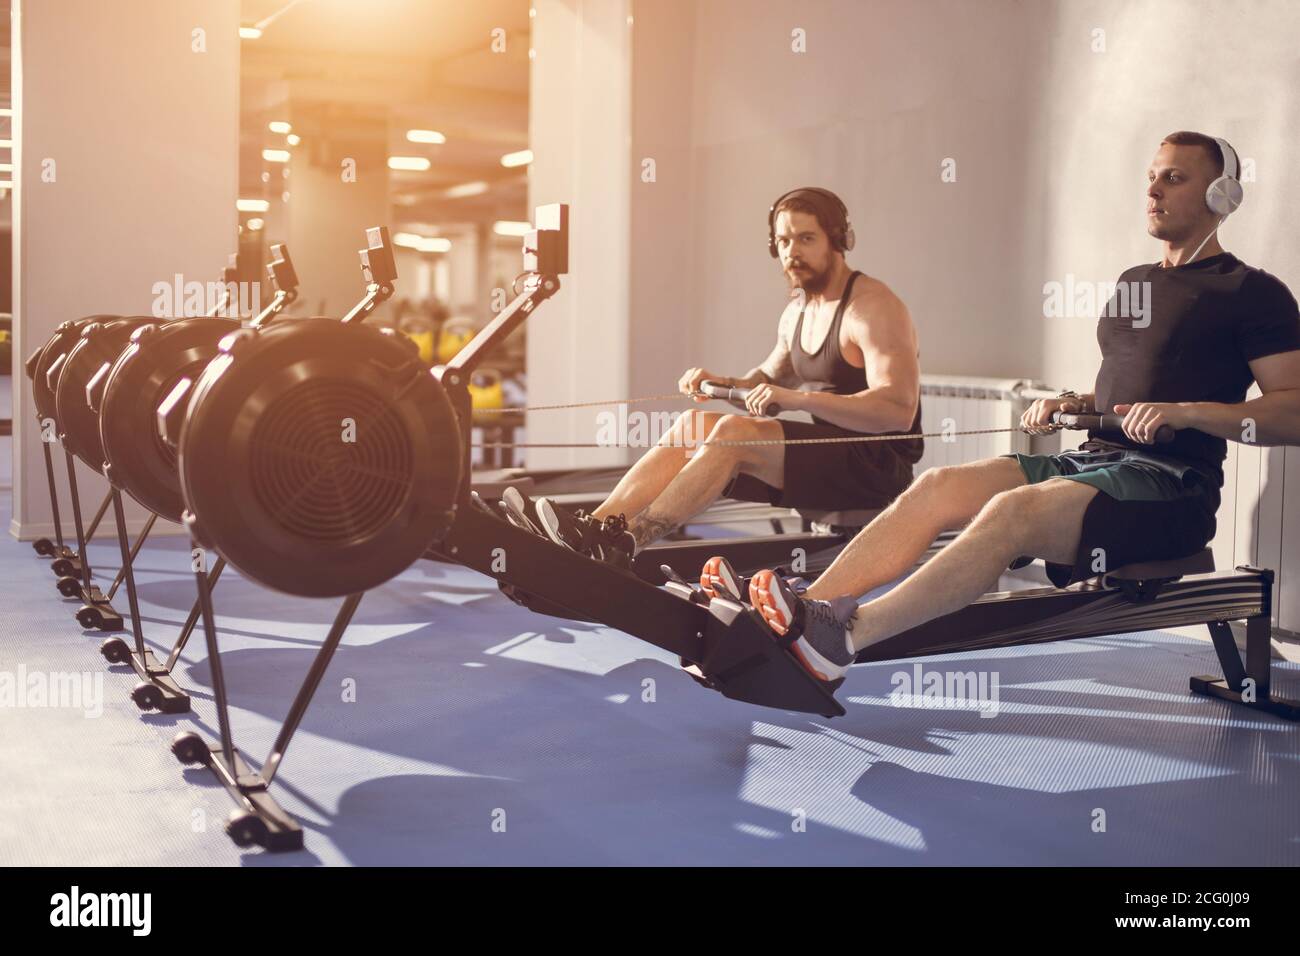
[1183,350,1300,444]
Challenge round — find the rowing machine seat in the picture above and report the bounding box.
[1105,548,1216,582]
[800,508,882,533]
[1099,548,1216,601]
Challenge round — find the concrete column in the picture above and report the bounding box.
[527,0,632,470]
[283,139,389,317]
[10,0,240,538]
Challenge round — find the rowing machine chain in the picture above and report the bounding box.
[468,391,1064,449]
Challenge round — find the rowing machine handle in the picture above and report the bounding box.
[1051,410,1174,444]
[697,380,781,415]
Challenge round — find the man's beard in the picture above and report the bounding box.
[785,261,831,294]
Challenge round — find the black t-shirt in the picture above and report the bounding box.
[1092,252,1300,484]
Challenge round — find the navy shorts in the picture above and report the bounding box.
[725,419,918,511]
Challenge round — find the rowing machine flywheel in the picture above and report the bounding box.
[174,319,462,598]
[99,317,239,521]
[55,317,155,471]
[27,315,119,427]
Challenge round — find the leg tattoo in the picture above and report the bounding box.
[628,512,680,549]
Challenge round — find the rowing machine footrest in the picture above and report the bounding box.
[692,597,846,717]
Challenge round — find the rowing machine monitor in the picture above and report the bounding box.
[523,204,568,275]
[698,380,782,415]
[267,243,299,296]
[251,244,301,328]
[361,226,397,287]
[205,253,243,318]
[1051,410,1174,444]
[342,227,398,324]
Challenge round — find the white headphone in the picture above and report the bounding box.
[1181,137,1244,265]
[1205,137,1244,216]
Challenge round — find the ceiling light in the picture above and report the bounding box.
[236,199,270,212]
[443,180,488,199]
[240,26,263,39]
[500,149,533,168]
[388,156,432,171]
[262,148,290,163]
[493,220,532,237]
[406,129,446,145]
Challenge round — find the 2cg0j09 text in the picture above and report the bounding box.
[1126,892,1249,908]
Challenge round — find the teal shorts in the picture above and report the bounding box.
[1002,441,1220,585]
[1008,444,1201,501]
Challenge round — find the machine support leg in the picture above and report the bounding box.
[110,490,147,656]
[64,450,94,591]
[93,492,190,712]
[193,553,236,772]
[83,491,111,545]
[261,592,364,786]
[107,512,157,601]
[1192,614,1298,719]
[1205,621,1247,691]
[166,557,225,671]
[41,439,68,552]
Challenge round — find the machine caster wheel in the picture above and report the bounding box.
[171,732,208,765]
[77,605,104,629]
[130,681,163,712]
[56,576,81,597]
[33,538,55,556]
[51,557,77,577]
[99,636,130,664]
[226,811,268,849]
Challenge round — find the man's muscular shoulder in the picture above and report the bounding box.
[844,275,911,331]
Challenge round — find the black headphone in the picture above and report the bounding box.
[767,187,855,258]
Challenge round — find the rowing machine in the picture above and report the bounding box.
[161,202,1295,857]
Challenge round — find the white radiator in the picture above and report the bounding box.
[916,375,1054,474]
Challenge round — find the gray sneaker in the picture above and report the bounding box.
[749,569,858,682]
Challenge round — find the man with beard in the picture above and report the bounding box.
[528,187,924,573]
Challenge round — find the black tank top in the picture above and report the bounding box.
[789,271,923,463]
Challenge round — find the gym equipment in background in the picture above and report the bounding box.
[164,227,465,851]
[87,245,301,711]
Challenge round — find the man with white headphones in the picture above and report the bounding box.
[728,132,1300,685]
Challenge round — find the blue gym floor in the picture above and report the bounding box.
[2,433,1298,865]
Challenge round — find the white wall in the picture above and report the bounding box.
[1033,0,1300,631]
[10,0,240,539]
[668,0,1052,382]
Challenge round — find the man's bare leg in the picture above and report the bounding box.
[847,477,1100,651]
[805,457,1028,601]
[626,414,785,548]
[593,410,722,522]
